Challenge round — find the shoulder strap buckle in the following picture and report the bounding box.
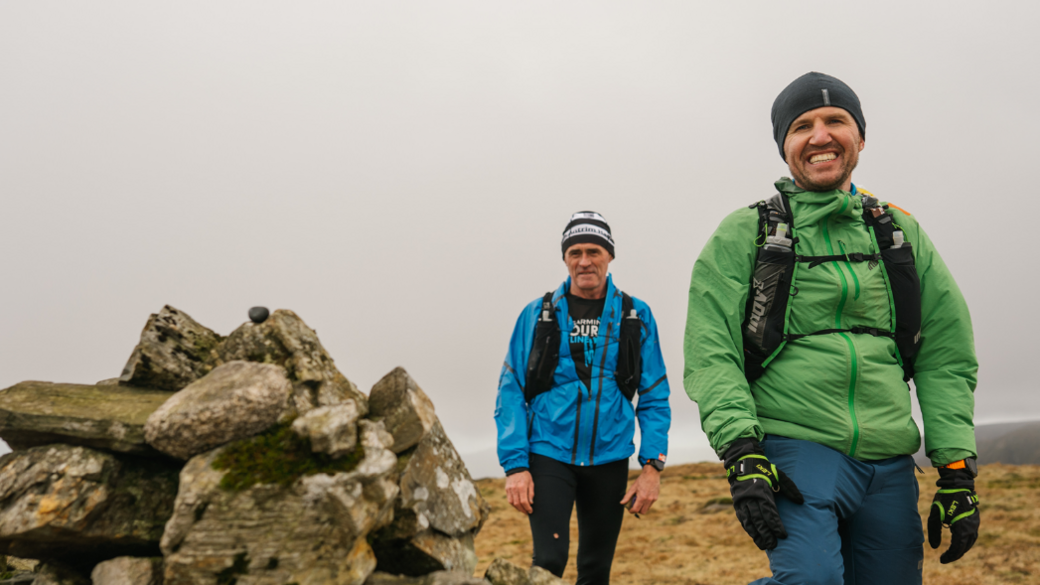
[540,292,554,322]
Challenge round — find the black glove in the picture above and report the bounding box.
[723,438,804,550]
[927,467,980,564]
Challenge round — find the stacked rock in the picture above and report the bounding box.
[0,306,540,585]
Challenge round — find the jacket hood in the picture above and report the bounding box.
[775,176,862,229]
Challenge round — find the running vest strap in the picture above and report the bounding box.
[796,252,881,269]
[741,193,922,382]
[524,291,643,403]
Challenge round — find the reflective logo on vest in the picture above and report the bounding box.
[747,278,768,334]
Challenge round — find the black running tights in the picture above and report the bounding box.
[528,453,628,585]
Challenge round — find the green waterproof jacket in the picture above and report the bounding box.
[684,178,977,466]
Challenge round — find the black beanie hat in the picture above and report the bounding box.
[771,72,866,160]
[561,211,615,259]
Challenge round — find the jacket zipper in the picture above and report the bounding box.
[823,217,861,458]
[588,319,613,466]
[566,299,581,465]
[837,240,861,300]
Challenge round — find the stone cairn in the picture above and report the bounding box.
[0,306,562,585]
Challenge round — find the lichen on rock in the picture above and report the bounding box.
[119,306,224,391]
[216,309,369,416]
[0,445,179,570]
[0,306,492,585]
[160,420,399,585]
[291,400,362,458]
[369,418,489,577]
[369,367,438,454]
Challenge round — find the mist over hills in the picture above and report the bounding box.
[914,420,1040,467]
[975,422,1040,465]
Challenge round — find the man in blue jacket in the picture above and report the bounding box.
[495,211,671,585]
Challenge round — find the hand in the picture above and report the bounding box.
[927,467,980,564]
[620,465,660,515]
[505,470,535,514]
[724,438,804,550]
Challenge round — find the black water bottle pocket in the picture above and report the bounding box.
[745,258,792,353]
[616,317,642,401]
[881,245,922,364]
[743,348,767,381]
[524,321,560,402]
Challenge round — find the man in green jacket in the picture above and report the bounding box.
[684,72,979,584]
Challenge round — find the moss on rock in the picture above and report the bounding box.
[212,420,365,492]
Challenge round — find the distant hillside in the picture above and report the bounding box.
[975,420,1040,444]
[914,420,1040,467]
[978,422,1040,465]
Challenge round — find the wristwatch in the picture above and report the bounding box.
[940,457,978,478]
[644,458,665,472]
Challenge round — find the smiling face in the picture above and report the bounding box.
[564,243,612,299]
[783,106,865,192]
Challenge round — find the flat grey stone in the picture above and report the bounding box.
[0,445,177,570]
[0,381,171,455]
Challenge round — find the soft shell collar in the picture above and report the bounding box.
[775,176,862,228]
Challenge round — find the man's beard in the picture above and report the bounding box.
[793,149,859,192]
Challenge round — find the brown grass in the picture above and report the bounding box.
[473,463,1040,584]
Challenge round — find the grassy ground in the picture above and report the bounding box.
[473,462,1040,584]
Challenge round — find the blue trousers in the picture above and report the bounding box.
[750,436,924,585]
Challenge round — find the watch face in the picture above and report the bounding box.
[648,459,665,472]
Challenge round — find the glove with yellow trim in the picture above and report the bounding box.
[928,466,980,564]
[723,438,804,550]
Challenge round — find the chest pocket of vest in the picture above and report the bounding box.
[525,293,560,403]
[615,293,642,401]
[526,291,644,403]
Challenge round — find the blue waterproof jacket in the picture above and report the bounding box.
[495,275,671,472]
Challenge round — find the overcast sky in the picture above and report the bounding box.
[3,2,1038,478]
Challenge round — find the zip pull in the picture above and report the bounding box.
[838,240,862,300]
[838,240,850,263]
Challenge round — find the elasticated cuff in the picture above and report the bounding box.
[722,437,764,468]
[936,468,975,490]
